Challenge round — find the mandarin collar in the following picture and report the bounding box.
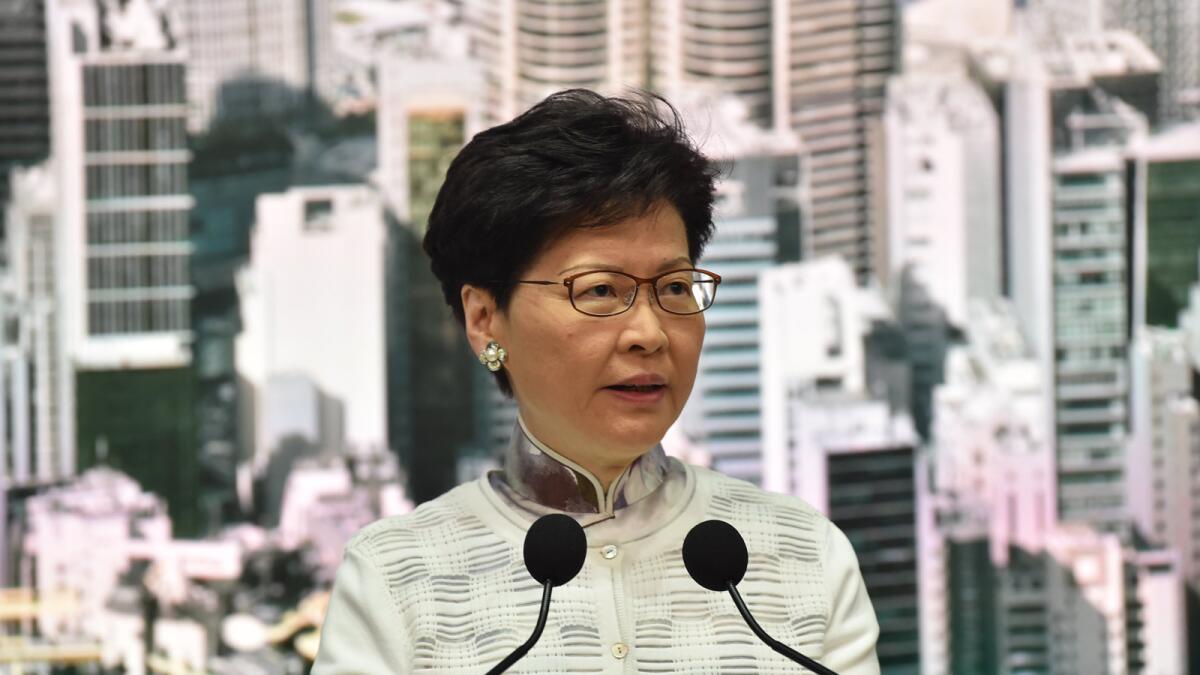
[489,415,670,517]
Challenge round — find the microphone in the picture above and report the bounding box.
[682,520,840,675]
[486,513,587,675]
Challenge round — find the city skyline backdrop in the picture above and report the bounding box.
[1,0,1199,672]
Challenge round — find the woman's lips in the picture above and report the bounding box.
[604,384,667,404]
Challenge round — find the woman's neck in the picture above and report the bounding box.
[517,415,627,492]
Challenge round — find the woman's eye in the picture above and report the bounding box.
[663,281,689,295]
[583,284,615,298]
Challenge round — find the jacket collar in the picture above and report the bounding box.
[491,415,670,516]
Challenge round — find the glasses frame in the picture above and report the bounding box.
[510,268,723,317]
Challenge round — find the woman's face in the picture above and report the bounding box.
[463,202,705,484]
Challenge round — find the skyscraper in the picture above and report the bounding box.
[678,97,804,483]
[376,51,484,232]
[376,46,493,498]
[928,299,1055,675]
[975,20,1159,530]
[46,0,201,533]
[237,185,388,472]
[784,396,923,674]
[653,0,774,126]
[884,72,1003,437]
[0,0,51,249]
[1127,327,1200,588]
[1129,122,1200,328]
[1103,0,1200,124]
[463,0,648,125]
[773,0,900,285]
[179,0,336,132]
[760,256,911,493]
[1049,96,1145,529]
[2,164,74,485]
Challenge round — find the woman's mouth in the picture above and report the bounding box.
[604,383,667,403]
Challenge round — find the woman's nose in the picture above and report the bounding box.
[620,286,669,352]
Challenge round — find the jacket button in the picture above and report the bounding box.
[611,642,629,659]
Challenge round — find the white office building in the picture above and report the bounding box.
[1127,327,1200,587]
[1050,121,1143,529]
[884,71,1003,435]
[1,163,74,486]
[376,49,484,228]
[759,256,905,492]
[772,0,900,285]
[236,185,388,469]
[674,96,804,483]
[46,0,195,371]
[1103,0,1200,123]
[974,21,1157,529]
[933,300,1057,565]
[179,0,336,132]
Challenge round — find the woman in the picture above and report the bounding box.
[313,89,880,673]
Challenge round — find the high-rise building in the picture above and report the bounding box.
[0,0,52,249]
[757,254,922,672]
[760,256,911,492]
[47,0,195,369]
[1127,327,1200,587]
[1049,98,1144,529]
[676,97,804,483]
[45,0,201,533]
[179,0,336,132]
[1103,0,1200,124]
[462,0,648,125]
[994,525,1186,675]
[773,0,900,285]
[782,395,923,674]
[923,300,1053,675]
[375,48,492,497]
[974,21,1158,530]
[932,300,1057,564]
[1,164,74,485]
[651,0,773,126]
[884,72,1003,437]
[464,0,781,126]
[928,299,1189,674]
[974,26,1160,369]
[236,185,388,473]
[376,51,484,232]
[1129,121,1200,328]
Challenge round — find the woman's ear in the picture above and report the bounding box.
[461,284,501,354]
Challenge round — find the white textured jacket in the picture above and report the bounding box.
[314,421,881,673]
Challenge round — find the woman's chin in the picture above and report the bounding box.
[592,417,674,455]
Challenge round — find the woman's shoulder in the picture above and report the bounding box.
[686,463,842,552]
[341,479,492,562]
[688,463,825,517]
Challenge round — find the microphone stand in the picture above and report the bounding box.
[726,581,839,675]
[485,581,553,675]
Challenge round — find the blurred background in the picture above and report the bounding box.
[0,0,1198,672]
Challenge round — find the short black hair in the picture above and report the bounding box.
[422,88,719,396]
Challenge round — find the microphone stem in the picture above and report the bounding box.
[726,581,839,675]
[485,581,553,675]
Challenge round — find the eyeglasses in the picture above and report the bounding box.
[511,268,722,317]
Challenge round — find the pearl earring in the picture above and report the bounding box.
[478,340,507,372]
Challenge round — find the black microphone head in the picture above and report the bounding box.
[682,519,749,592]
[523,513,587,587]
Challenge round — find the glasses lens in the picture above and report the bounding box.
[656,270,717,315]
[570,272,638,316]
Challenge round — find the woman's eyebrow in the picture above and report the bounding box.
[557,257,692,276]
